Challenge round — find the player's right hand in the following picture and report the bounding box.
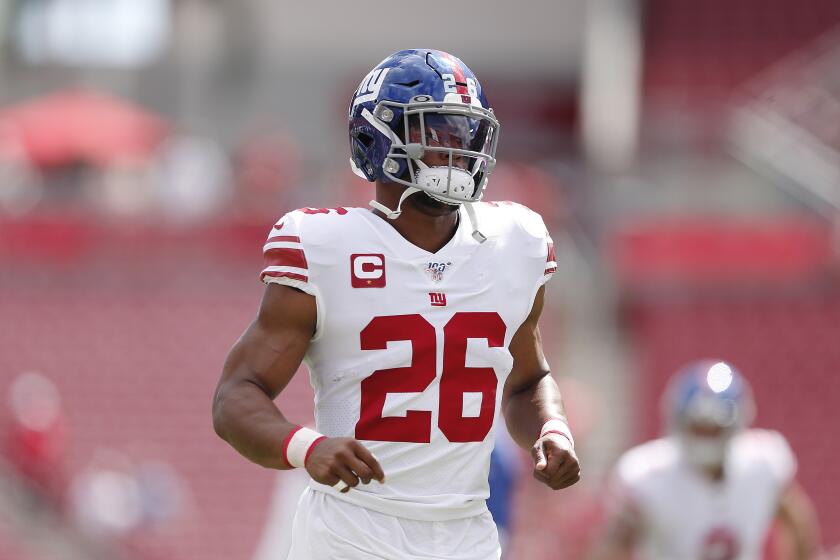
[531,433,581,490]
[304,437,385,493]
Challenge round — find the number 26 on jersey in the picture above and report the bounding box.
[356,312,506,444]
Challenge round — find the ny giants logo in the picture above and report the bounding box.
[429,292,447,307]
[701,527,740,560]
[351,254,386,288]
[350,68,391,116]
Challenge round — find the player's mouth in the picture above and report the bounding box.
[413,191,460,215]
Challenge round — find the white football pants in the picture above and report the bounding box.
[286,487,502,560]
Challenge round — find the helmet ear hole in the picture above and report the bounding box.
[351,132,377,182]
[355,132,374,148]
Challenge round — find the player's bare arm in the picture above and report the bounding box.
[586,503,639,560]
[212,283,384,489]
[775,481,822,560]
[502,284,581,491]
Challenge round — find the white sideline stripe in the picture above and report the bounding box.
[546,260,557,268]
[261,265,308,275]
[263,241,304,251]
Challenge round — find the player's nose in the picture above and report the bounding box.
[430,150,466,170]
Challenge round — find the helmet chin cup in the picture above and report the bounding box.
[414,166,475,204]
[679,433,731,469]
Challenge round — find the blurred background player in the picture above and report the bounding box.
[212,49,581,559]
[588,360,821,560]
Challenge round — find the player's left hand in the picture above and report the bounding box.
[531,433,581,490]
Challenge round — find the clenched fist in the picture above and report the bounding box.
[305,437,385,493]
[531,433,581,490]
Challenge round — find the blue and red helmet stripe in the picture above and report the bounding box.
[440,51,470,94]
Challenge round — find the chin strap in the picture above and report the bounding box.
[413,158,487,243]
[464,201,487,243]
[369,187,421,219]
[370,191,487,244]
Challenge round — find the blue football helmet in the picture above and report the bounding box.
[663,360,756,432]
[662,360,756,467]
[348,49,500,239]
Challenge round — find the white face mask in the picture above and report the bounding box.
[679,434,730,468]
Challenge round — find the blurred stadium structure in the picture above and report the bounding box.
[0,0,839,558]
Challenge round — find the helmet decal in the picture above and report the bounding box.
[350,68,391,116]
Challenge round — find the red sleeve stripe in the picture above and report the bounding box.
[544,266,557,275]
[264,247,308,269]
[261,270,309,283]
[267,235,301,244]
[546,241,556,263]
[281,425,303,467]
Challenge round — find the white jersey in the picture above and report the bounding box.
[612,429,797,560]
[260,202,556,521]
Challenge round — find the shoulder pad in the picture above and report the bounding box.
[616,438,679,485]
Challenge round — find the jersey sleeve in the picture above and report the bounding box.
[607,439,676,526]
[515,205,557,286]
[542,233,557,286]
[606,468,641,518]
[602,462,648,536]
[760,430,798,487]
[259,211,316,297]
[611,448,646,513]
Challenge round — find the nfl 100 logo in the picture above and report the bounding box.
[425,261,452,283]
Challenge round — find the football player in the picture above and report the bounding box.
[588,360,821,560]
[212,49,581,559]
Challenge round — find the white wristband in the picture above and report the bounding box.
[282,426,326,468]
[540,419,575,449]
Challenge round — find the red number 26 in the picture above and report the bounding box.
[355,312,506,443]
